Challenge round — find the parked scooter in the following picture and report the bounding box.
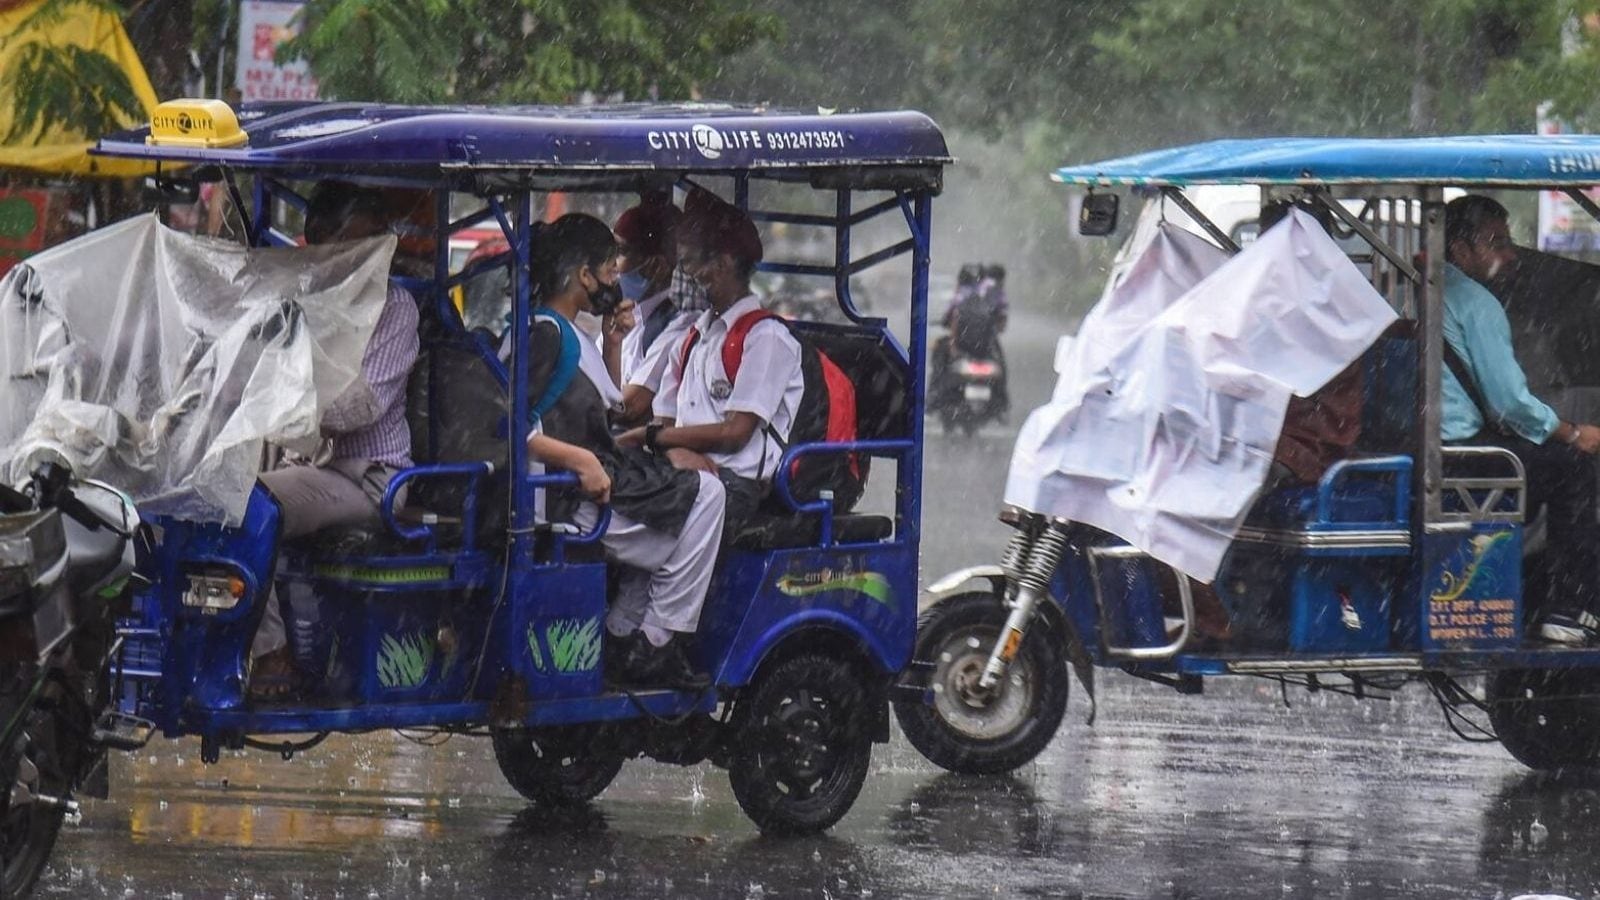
[0,460,148,896]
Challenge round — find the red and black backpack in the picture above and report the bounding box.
[675,309,867,512]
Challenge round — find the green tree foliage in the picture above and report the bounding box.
[0,0,144,144]
[717,0,1598,143]
[1090,0,1576,144]
[277,0,780,104]
[705,0,924,111]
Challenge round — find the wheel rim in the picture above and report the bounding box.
[758,688,851,801]
[929,623,1036,742]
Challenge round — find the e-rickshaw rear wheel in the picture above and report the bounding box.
[893,591,1068,775]
[1487,668,1600,771]
[727,653,873,835]
[491,724,626,807]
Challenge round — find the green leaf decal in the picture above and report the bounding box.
[376,630,435,689]
[544,617,602,673]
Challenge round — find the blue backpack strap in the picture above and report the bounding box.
[530,309,581,425]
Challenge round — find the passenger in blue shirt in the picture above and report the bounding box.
[1443,195,1600,645]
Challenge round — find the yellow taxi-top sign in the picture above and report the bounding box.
[147,100,248,149]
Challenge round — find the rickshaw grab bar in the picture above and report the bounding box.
[1439,445,1526,524]
[380,461,496,551]
[1316,455,1413,526]
[1089,543,1194,661]
[524,471,611,559]
[771,439,914,546]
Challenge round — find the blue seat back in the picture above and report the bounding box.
[1358,335,1416,454]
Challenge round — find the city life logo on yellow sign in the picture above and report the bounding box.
[147,100,248,149]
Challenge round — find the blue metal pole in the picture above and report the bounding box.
[834,190,856,322]
[248,176,269,247]
[904,191,932,553]
[432,191,457,329]
[509,192,536,562]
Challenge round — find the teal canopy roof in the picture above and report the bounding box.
[1053,136,1600,187]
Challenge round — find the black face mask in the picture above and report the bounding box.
[586,275,624,316]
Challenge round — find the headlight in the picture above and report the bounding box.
[182,570,246,613]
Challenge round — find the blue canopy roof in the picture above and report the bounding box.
[1052,136,1600,187]
[92,102,950,180]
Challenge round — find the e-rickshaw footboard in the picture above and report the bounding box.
[182,687,721,741]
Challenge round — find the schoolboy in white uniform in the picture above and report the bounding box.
[618,189,804,530]
[611,194,711,426]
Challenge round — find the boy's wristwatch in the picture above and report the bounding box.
[644,423,665,453]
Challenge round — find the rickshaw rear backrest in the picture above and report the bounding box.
[406,319,509,538]
[407,320,507,467]
[787,321,911,441]
[1356,327,1417,455]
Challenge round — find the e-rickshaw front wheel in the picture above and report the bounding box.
[0,690,69,899]
[490,724,626,807]
[893,592,1069,775]
[1488,668,1600,771]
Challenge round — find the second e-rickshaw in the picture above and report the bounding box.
[895,136,1600,776]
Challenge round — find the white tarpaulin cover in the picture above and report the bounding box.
[0,214,395,525]
[1005,209,1399,581]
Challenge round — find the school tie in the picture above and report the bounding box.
[642,298,676,352]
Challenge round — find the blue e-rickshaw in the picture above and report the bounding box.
[87,99,949,835]
[895,136,1600,775]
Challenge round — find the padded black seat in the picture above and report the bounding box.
[286,514,464,560]
[728,513,893,550]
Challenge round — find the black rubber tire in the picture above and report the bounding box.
[1488,668,1600,771]
[893,591,1069,775]
[0,704,66,900]
[491,725,625,807]
[728,654,873,835]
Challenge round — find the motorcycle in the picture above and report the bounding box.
[930,340,1008,437]
[0,460,148,896]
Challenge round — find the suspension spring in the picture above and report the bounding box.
[998,527,1035,586]
[1016,522,1071,595]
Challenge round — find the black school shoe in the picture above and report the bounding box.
[620,634,711,691]
[1538,609,1600,647]
[603,631,640,686]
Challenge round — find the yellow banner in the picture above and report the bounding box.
[0,0,159,177]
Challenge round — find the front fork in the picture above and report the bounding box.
[977,517,1070,691]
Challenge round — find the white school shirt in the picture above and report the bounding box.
[620,287,673,386]
[654,293,805,481]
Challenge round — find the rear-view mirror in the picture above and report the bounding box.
[1078,192,1119,236]
[143,175,200,205]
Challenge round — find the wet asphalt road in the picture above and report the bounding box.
[38,311,1598,899]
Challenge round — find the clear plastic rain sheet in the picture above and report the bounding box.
[0,214,395,525]
[1005,209,1399,581]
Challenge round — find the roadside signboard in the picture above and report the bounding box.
[236,1,319,103]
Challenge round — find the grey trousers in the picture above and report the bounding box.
[573,470,726,637]
[251,460,390,657]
